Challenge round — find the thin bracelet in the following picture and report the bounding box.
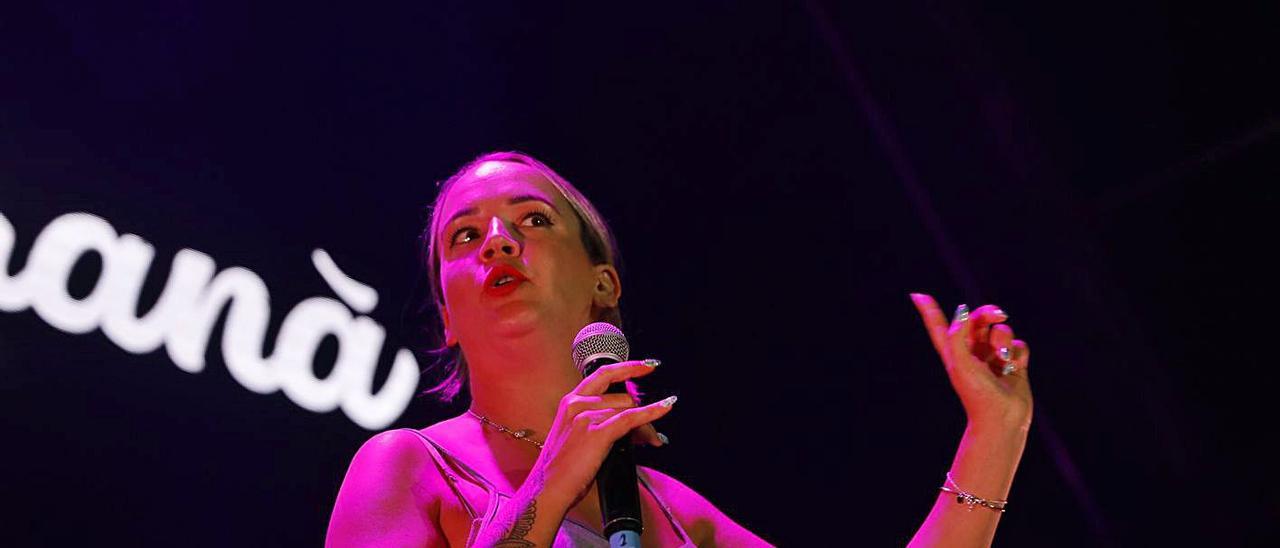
[939,472,1008,513]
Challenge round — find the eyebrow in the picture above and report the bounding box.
[442,194,561,230]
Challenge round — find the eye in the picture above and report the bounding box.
[520,210,554,228]
[449,226,480,246]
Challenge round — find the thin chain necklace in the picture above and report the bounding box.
[467,409,545,449]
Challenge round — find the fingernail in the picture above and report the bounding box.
[658,395,678,408]
[998,347,1011,361]
[955,304,970,323]
[642,358,661,368]
[992,307,1008,319]
[657,432,670,445]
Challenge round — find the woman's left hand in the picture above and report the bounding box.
[910,293,1033,432]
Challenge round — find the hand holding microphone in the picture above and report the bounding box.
[521,322,672,546]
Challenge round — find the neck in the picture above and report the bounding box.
[463,330,583,443]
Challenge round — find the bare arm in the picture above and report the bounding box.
[325,430,443,548]
[908,295,1034,547]
[907,421,1028,547]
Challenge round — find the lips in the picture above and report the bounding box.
[482,263,529,297]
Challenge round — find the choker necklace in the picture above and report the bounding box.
[467,409,545,449]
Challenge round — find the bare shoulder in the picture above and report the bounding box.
[351,429,437,482]
[325,429,445,547]
[639,466,775,547]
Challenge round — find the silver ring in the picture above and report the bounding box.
[1001,361,1017,376]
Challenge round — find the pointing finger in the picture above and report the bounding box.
[910,293,949,358]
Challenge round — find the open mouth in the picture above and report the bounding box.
[483,265,527,295]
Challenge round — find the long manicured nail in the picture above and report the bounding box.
[657,432,670,445]
[658,395,678,408]
[642,358,661,368]
[992,307,1008,319]
[955,304,970,323]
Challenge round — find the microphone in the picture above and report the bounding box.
[572,322,643,548]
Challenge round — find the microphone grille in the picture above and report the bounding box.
[571,322,630,375]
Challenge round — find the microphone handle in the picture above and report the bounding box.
[586,358,644,544]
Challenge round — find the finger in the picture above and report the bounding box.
[573,407,626,429]
[630,423,664,447]
[968,305,1010,359]
[987,323,1015,365]
[1011,339,1030,373]
[563,393,638,417]
[910,293,949,357]
[600,395,677,439]
[577,360,660,395]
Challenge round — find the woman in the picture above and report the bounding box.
[326,152,1033,547]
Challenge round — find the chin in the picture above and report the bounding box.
[486,305,543,339]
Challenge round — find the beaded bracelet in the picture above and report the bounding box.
[939,472,1008,513]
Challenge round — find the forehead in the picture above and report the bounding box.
[438,161,564,218]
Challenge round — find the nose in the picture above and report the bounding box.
[480,216,520,261]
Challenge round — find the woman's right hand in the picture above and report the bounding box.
[533,360,677,505]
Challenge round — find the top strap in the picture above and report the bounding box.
[637,469,696,545]
[402,428,487,519]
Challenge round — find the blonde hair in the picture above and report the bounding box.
[417,151,622,401]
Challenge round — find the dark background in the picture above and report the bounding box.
[2,1,1277,545]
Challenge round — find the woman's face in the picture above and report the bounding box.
[434,161,618,351]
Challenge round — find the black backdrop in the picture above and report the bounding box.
[2,1,1277,546]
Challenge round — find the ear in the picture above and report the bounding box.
[438,305,459,347]
[591,264,622,308]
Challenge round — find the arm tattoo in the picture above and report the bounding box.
[494,499,537,547]
[484,468,548,548]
